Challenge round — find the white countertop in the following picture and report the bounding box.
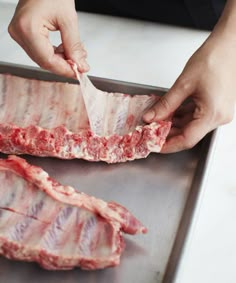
[0,1,235,282]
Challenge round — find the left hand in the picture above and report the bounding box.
[8,0,89,77]
[143,30,236,153]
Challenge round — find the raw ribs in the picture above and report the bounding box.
[0,155,147,270]
[0,69,171,163]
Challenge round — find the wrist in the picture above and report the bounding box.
[210,0,236,42]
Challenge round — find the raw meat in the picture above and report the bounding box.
[69,60,160,136]
[0,155,147,270]
[0,70,171,163]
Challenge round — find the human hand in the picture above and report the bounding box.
[8,0,89,77]
[143,32,236,153]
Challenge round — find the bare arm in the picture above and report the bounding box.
[143,0,236,153]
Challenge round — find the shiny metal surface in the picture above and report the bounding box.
[0,62,215,283]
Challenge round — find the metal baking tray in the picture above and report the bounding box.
[0,62,216,283]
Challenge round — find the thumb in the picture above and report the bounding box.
[143,76,194,123]
[59,15,89,73]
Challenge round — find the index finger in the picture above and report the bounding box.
[20,31,74,77]
[59,13,89,73]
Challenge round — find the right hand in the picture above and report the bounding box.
[8,0,89,77]
[143,30,236,153]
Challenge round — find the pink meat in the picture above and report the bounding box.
[0,72,171,163]
[0,121,170,163]
[0,155,147,270]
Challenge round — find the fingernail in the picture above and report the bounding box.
[82,60,90,72]
[143,110,155,122]
[78,61,89,73]
[77,63,82,71]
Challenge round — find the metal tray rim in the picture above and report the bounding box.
[164,129,217,283]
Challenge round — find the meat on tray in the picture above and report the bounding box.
[0,70,171,163]
[0,155,147,270]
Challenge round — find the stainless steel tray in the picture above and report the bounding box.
[0,62,216,283]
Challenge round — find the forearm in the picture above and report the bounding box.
[212,0,236,40]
